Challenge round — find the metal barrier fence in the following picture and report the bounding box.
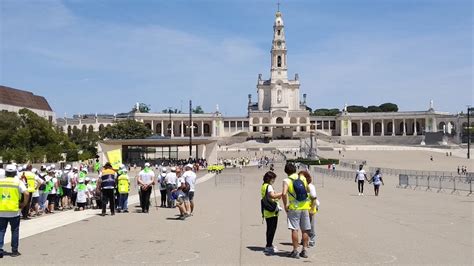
[398,174,473,194]
[339,161,464,177]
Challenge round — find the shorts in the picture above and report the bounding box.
[374,184,381,189]
[31,196,39,207]
[188,191,195,201]
[287,210,311,231]
[47,194,56,203]
[77,202,86,208]
[176,191,189,204]
[62,187,72,198]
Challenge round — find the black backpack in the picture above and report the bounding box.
[59,172,69,187]
[38,174,47,191]
[261,185,278,215]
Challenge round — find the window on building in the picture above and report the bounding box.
[277,56,282,67]
[277,29,281,36]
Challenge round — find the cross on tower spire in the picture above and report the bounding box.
[277,0,280,12]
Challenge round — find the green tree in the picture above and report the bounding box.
[347,105,367,113]
[313,108,340,116]
[367,105,382,112]
[100,119,152,139]
[0,109,74,163]
[162,108,181,114]
[192,106,205,114]
[379,103,398,112]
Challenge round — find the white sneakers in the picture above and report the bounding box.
[358,193,364,196]
[264,246,279,254]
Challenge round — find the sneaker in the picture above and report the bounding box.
[289,250,300,259]
[300,249,308,258]
[272,246,279,253]
[264,247,273,254]
[179,215,186,220]
[309,240,315,247]
[123,210,129,213]
[10,251,21,257]
[358,193,361,196]
[361,193,364,196]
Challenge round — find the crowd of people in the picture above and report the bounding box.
[0,159,200,258]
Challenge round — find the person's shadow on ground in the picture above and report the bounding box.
[246,246,291,257]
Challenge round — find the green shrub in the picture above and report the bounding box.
[287,158,339,165]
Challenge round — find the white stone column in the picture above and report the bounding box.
[181,121,184,137]
[359,120,363,136]
[212,120,216,137]
[413,118,417,136]
[370,119,374,136]
[392,119,395,136]
[381,119,385,136]
[403,119,406,136]
[171,120,174,137]
[161,121,164,136]
[151,120,154,132]
[201,121,204,137]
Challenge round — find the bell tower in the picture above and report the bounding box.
[270,10,288,81]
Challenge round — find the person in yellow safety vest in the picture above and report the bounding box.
[20,165,36,220]
[117,169,130,213]
[282,163,311,259]
[0,164,30,258]
[261,171,282,255]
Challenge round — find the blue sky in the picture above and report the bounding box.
[0,0,472,117]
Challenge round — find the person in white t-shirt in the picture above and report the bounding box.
[354,165,369,196]
[165,167,178,208]
[137,163,155,213]
[299,171,318,247]
[182,164,197,215]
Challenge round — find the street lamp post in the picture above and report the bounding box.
[189,100,193,159]
[468,106,472,159]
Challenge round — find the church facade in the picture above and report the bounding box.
[248,10,310,138]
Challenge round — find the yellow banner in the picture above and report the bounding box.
[107,149,122,170]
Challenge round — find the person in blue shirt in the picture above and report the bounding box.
[369,169,384,196]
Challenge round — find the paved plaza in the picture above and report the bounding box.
[1,162,471,265]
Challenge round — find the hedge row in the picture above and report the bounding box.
[287,158,339,166]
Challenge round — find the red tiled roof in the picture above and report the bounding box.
[0,85,53,111]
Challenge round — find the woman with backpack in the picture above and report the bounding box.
[261,171,282,255]
[369,169,384,196]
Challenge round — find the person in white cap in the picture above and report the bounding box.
[158,168,168,207]
[182,164,197,215]
[0,164,29,258]
[165,167,178,208]
[137,163,155,213]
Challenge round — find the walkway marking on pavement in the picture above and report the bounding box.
[5,173,216,244]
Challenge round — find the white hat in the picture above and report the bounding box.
[91,178,97,182]
[185,164,193,169]
[170,167,177,172]
[73,166,78,171]
[160,173,167,178]
[51,164,56,169]
[78,178,85,183]
[22,164,27,169]
[162,167,168,173]
[46,166,53,172]
[17,166,23,172]
[85,177,91,182]
[120,164,126,169]
[144,162,151,167]
[6,164,17,172]
[32,168,38,173]
[64,164,72,170]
